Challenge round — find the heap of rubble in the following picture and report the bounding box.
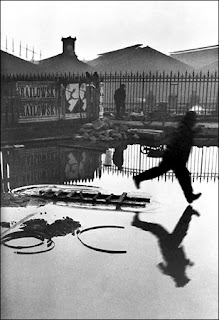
[74,118,140,143]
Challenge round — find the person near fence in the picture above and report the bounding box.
[114,84,126,119]
[133,111,202,203]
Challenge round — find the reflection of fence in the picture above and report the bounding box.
[104,145,219,182]
[102,71,218,116]
[0,146,104,192]
[1,145,218,194]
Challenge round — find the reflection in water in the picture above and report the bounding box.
[112,142,127,171]
[103,144,219,182]
[132,205,200,287]
[1,143,218,193]
[1,145,104,192]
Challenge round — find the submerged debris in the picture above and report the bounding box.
[20,216,81,238]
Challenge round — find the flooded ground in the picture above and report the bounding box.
[1,141,218,319]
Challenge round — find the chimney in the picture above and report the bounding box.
[61,36,77,57]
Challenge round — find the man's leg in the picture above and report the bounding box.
[115,103,120,119]
[174,166,201,203]
[133,161,170,189]
[121,102,125,118]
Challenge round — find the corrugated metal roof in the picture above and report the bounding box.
[38,53,94,74]
[1,50,94,75]
[1,50,39,75]
[87,45,194,73]
[197,60,219,73]
[98,44,143,56]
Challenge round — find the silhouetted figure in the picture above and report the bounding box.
[133,111,201,203]
[85,72,91,84]
[113,143,127,171]
[131,205,200,287]
[92,72,99,89]
[114,84,126,119]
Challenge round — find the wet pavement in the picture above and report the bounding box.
[1,143,218,319]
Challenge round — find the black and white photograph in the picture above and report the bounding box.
[1,1,218,319]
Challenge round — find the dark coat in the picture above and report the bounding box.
[114,87,126,104]
[163,111,197,166]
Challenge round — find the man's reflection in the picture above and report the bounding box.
[131,205,200,287]
[112,143,127,171]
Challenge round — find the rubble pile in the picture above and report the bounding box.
[74,118,140,142]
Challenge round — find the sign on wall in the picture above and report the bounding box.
[64,83,87,119]
[17,81,60,123]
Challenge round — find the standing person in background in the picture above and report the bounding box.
[114,84,126,119]
[133,111,202,204]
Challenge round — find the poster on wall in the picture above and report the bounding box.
[17,81,60,123]
[64,82,87,119]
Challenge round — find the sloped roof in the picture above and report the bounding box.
[38,53,94,74]
[170,45,218,69]
[97,44,143,57]
[170,45,218,54]
[87,45,194,73]
[196,60,218,73]
[1,50,39,75]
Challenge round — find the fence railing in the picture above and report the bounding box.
[1,71,219,122]
[101,71,219,116]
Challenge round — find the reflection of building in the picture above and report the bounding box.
[1,144,218,193]
[1,145,105,192]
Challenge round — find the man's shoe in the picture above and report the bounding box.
[187,193,202,204]
[133,176,140,189]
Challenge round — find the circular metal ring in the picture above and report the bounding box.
[1,231,45,249]
[15,239,55,255]
[77,225,127,254]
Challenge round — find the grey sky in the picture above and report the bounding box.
[1,1,218,61]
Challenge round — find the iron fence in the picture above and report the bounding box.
[1,71,219,122]
[101,71,219,117]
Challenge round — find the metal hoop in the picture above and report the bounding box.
[77,225,127,254]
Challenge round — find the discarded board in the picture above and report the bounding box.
[12,184,150,211]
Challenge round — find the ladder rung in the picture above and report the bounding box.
[92,192,101,202]
[105,194,114,203]
[118,192,127,203]
[66,191,77,198]
[79,191,84,200]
